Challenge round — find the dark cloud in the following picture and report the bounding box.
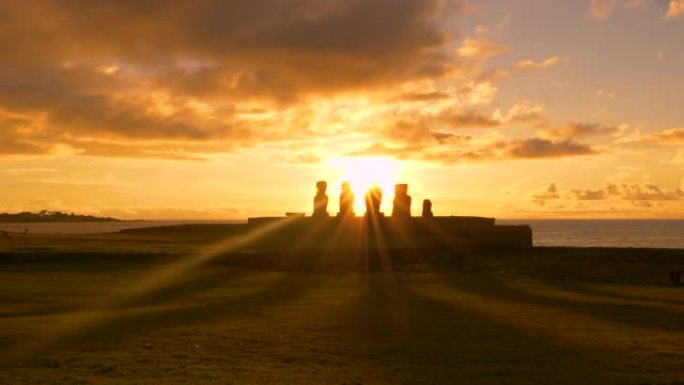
[616,183,684,201]
[0,115,51,155]
[534,183,560,199]
[571,188,606,200]
[383,121,447,147]
[544,122,622,140]
[392,91,453,103]
[607,184,621,195]
[419,148,495,163]
[532,183,560,206]
[0,134,50,155]
[2,0,459,94]
[49,95,219,140]
[349,135,598,164]
[568,183,682,205]
[361,107,500,157]
[442,110,501,128]
[0,1,606,164]
[507,138,596,158]
[0,0,465,158]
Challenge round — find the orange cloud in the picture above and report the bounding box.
[588,0,678,20]
[514,56,561,70]
[533,183,560,199]
[628,128,684,144]
[456,36,509,59]
[0,0,465,159]
[589,0,618,20]
[613,183,684,201]
[0,2,616,168]
[348,135,597,165]
[507,138,596,158]
[571,189,607,200]
[667,0,684,18]
[544,122,624,140]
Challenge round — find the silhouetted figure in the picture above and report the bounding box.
[422,199,433,218]
[364,184,383,217]
[312,181,329,217]
[338,181,355,217]
[392,184,412,219]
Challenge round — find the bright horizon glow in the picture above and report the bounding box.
[328,157,402,213]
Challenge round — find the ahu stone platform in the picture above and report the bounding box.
[243,215,532,255]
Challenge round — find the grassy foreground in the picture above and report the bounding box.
[0,230,683,384]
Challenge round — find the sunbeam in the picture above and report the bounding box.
[13,216,298,357]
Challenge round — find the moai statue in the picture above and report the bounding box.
[338,181,355,217]
[422,199,434,218]
[312,181,329,217]
[364,184,383,217]
[392,184,412,219]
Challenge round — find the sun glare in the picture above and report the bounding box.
[329,157,401,213]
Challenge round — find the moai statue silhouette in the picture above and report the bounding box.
[422,199,434,218]
[312,181,329,217]
[364,184,383,217]
[392,184,412,219]
[339,181,355,217]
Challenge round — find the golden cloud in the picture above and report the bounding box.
[589,0,618,20]
[625,128,684,145]
[668,0,684,18]
[514,56,561,70]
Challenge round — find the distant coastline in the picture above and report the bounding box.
[0,211,121,223]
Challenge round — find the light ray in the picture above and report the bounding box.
[13,216,297,356]
[327,157,401,213]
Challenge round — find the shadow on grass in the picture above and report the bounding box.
[125,268,252,307]
[335,273,615,384]
[44,270,319,352]
[54,274,314,344]
[0,266,250,319]
[442,274,684,333]
[538,279,684,308]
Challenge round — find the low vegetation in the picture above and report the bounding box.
[0,211,120,223]
[0,229,682,384]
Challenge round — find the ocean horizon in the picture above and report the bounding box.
[498,219,684,249]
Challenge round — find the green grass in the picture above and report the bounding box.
[0,232,683,384]
[0,228,218,257]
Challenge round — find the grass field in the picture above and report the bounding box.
[0,230,683,384]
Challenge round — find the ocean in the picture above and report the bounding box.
[1,219,683,249]
[498,219,684,249]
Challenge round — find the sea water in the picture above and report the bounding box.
[499,219,684,249]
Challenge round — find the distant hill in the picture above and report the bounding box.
[0,211,121,223]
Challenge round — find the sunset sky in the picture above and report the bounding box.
[1,0,683,219]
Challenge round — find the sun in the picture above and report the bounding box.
[328,157,401,213]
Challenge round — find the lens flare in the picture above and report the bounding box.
[328,157,401,213]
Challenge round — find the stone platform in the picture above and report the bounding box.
[243,215,532,254]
